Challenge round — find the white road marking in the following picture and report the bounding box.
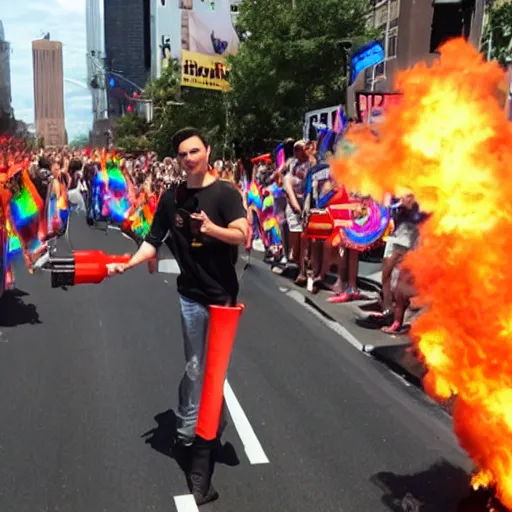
[158,259,180,274]
[224,380,269,465]
[283,289,365,351]
[174,494,199,512]
[388,370,412,387]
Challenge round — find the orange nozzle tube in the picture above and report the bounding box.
[195,303,245,441]
[73,250,130,285]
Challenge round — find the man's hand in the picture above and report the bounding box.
[106,263,127,277]
[190,210,216,236]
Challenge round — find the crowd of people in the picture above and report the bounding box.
[0,127,427,505]
[3,127,427,336]
[230,136,427,336]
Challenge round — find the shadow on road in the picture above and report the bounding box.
[141,409,241,470]
[0,289,41,327]
[371,459,488,511]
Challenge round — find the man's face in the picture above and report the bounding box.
[177,136,210,176]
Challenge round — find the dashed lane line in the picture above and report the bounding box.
[174,494,199,512]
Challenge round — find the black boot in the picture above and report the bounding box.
[187,436,219,506]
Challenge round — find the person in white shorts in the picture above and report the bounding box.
[283,140,311,285]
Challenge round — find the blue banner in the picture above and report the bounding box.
[349,41,385,86]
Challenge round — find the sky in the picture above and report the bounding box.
[1,0,92,141]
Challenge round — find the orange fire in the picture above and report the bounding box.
[332,38,512,506]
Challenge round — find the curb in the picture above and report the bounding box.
[304,292,425,388]
[303,295,370,352]
[369,345,424,388]
[245,255,426,389]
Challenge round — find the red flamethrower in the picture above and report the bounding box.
[43,250,130,288]
[186,303,245,506]
[196,303,245,440]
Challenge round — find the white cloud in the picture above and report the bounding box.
[13,108,34,120]
[56,0,86,15]
[66,95,92,107]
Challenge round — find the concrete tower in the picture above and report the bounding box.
[32,39,66,146]
[0,21,12,116]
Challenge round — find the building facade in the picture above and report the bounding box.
[0,21,12,116]
[103,0,152,117]
[86,0,108,121]
[350,0,486,97]
[32,39,66,147]
[229,0,242,23]
[151,0,239,79]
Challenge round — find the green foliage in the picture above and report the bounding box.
[140,0,375,158]
[145,63,227,159]
[115,134,151,153]
[113,111,152,153]
[482,1,512,66]
[69,134,90,148]
[227,0,376,154]
[114,112,150,140]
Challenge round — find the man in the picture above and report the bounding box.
[107,127,248,504]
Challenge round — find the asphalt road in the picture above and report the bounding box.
[0,217,477,512]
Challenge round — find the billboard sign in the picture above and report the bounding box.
[188,9,240,56]
[355,92,402,124]
[181,49,230,91]
[303,105,339,140]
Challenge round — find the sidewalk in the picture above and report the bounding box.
[246,249,426,387]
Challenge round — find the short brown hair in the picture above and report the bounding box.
[172,127,209,155]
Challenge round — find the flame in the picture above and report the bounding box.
[331,38,512,506]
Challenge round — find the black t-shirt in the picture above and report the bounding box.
[145,180,247,306]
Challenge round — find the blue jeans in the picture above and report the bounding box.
[176,296,227,444]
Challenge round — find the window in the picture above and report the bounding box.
[430,3,463,52]
[378,27,398,59]
[374,0,400,28]
[388,27,398,58]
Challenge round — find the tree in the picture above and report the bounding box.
[114,112,150,140]
[482,0,512,66]
[227,0,377,155]
[69,134,90,148]
[113,112,151,152]
[142,0,376,159]
[144,61,227,158]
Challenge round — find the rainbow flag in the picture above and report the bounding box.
[90,158,132,224]
[121,197,156,243]
[10,184,40,228]
[8,170,45,269]
[247,181,263,211]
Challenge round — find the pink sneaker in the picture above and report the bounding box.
[350,290,363,301]
[327,292,351,304]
